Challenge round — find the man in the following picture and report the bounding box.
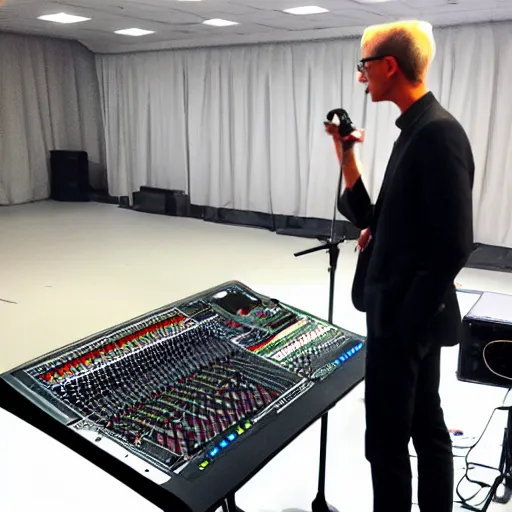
[325,21,475,512]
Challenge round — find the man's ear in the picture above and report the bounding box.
[385,56,399,78]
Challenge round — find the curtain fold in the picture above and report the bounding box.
[97,53,189,198]
[0,33,106,205]
[96,21,512,247]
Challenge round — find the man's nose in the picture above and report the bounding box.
[357,71,367,83]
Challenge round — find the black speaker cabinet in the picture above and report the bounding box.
[50,150,90,202]
[458,291,512,389]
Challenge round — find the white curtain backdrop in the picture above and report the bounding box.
[96,21,512,247]
[97,52,189,198]
[0,33,106,205]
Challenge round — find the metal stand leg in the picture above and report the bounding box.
[221,493,245,512]
[311,413,331,512]
[295,239,342,512]
[293,165,346,512]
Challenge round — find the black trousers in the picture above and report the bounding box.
[364,333,454,512]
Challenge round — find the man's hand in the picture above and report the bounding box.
[357,228,372,252]
[324,122,364,150]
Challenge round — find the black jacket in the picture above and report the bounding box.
[339,93,474,347]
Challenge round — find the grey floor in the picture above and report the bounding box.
[1,201,511,512]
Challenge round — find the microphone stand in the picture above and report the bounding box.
[294,159,345,512]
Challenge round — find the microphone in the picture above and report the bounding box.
[325,108,365,143]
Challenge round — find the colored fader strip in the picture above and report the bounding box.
[29,311,191,386]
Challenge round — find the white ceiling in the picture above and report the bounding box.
[1,0,512,53]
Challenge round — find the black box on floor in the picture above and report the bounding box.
[458,291,512,389]
[50,150,90,202]
[132,187,189,216]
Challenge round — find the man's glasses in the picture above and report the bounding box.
[357,55,389,74]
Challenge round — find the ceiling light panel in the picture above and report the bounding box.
[38,13,91,24]
[114,28,155,36]
[203,18,239,26]
[284,6,330,15]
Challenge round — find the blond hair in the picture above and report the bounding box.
[361,20,436,82]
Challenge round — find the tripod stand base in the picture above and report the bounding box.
[312,494,339,512]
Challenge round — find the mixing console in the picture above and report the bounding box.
[1,281,365,505]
